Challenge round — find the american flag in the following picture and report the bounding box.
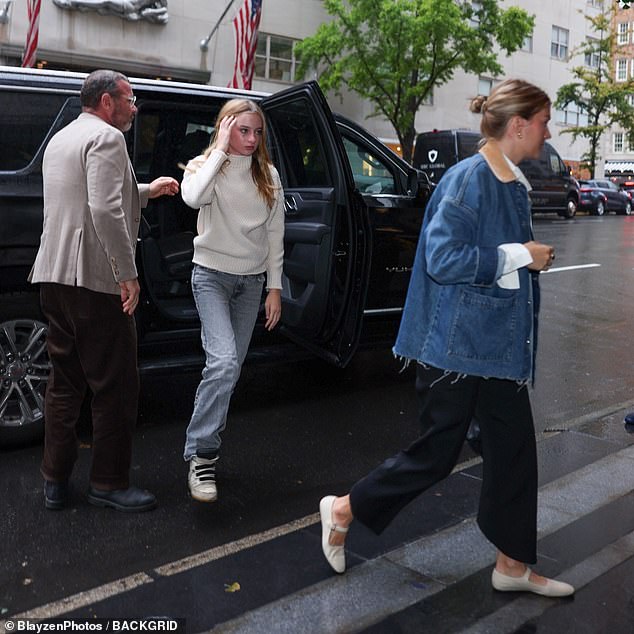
[22,0,41,68]
[228,0,262,90]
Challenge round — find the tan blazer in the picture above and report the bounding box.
[29,112,150,295]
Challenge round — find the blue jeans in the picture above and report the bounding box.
[183,265,264,460]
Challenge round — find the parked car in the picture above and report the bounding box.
[620,180,634,197]
[578,179,632,216]
[413,129,579,218]
[0,66,431,446]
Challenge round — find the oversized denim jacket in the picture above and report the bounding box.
[393,140,540,382]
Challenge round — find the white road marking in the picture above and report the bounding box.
[10,515,319,620]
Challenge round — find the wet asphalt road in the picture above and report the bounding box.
[3,212,634,625]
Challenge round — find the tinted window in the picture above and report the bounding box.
[457,133,479,159]
[341,134,396,194]
[265,98,331,188]
[134,103,221,241]
[0,90,68,171]
[134,104,219,182]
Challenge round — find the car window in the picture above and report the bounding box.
[0,90,69,171]
[264,98,331,188]
[545,147,561,174]
[341,134,397,194]
[133,103,221,242]
[134,104,219,181]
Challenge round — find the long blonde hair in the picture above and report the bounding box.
[204,98,277,209]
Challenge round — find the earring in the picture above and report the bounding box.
[517,131,523,139]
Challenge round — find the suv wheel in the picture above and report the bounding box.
[624,201,632,216]
[595,200,605,216]
[0,319,50,446]
[562,197,577,219]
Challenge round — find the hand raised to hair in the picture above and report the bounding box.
[215,115,236,154]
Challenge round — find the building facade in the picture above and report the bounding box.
[0,0,612,172]
[604,1,634,180]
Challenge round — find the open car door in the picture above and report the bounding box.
[261,81,371,368]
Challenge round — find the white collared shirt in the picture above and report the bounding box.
[496,154,533,289]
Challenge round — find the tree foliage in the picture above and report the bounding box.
[555,4,634,178]
[295,0,534,162]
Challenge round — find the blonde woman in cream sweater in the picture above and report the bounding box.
[181,99,284,502]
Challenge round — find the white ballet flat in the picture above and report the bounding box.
[319,495,348,574]
[492,567,575,597]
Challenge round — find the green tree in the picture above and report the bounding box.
[555,4,634,177]
[295,0,534,163]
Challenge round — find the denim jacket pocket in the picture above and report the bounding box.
[447,289,518,362]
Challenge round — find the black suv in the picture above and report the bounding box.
[0,66,431,445]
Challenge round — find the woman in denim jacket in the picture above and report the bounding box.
[318,79,574,597]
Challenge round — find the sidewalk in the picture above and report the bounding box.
[210,407,634,633]
[6,406,634,633]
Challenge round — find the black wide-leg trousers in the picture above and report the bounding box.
[349,364,538,564]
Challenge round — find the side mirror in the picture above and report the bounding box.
[408,169,432,197]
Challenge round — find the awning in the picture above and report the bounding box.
[604,161,634,173]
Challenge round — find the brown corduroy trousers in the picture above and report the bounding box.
[39,283,139,490]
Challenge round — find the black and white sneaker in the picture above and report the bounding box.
[188,455,218,502]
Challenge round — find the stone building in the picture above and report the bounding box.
[0,0,609,170]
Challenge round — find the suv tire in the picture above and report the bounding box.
[0,316,49,447]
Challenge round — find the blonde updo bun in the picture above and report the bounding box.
[470,95,487,114]
[473,79,550,140]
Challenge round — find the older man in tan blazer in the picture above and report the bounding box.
[30,69,179,512]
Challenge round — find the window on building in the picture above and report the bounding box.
[521,35,533,53]
[551,26,569,60]
[584,38,601,68]
[556,103,588,127]
[618,22,629,45]
[478,77,493,97]
[255,34,298,83]
[617,59,628,81]
[468,1,482,27]
[614,132,624,153]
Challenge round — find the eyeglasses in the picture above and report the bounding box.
[113,94,136,106]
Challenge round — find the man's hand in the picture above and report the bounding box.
[120,278,141,315]
[264,289,281,331]
[148,176,179,199]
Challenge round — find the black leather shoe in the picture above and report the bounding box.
[44,480,69,510]
[88,486,157,513]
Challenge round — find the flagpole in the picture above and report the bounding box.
[200,0,236,51]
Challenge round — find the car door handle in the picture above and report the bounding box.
[284,195,299,215]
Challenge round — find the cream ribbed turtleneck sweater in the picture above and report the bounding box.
[181,149,284,289]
